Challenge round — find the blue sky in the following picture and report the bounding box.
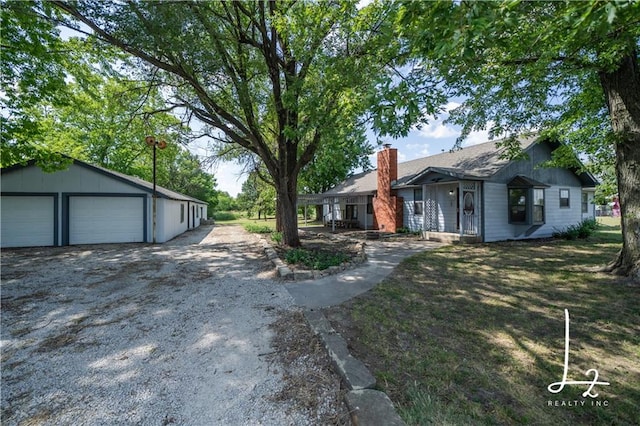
[208,100,494,197]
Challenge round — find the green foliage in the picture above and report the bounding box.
[1,1,70,166]
[237,172,276,218]
[1,17,218,208]
[244,224,274,234]
[396,0,639,161]
[284,247,350,271]
[48,0,405,246]
[212,211,239,222]
[397,0,640,276]
[270,232,283,245]
[215,192,240,212]
[553,218,599,240]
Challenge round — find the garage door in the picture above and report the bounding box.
[1,195,56,247]
[69,196,144,244]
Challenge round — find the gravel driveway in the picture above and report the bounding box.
[1,225,340,425]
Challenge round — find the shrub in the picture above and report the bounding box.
[244,223,274,234]
[212,211,238,221]
[271,232,283,244]
[284,247,350,270]
[553,218,598,240]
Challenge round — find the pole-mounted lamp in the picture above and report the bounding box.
[145,135,167,243]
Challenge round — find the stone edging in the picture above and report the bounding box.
[304,310,406,426]
[257,233,367,280]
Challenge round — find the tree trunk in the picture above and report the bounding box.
[274,147,301,247]
[599,50,640,281]
[315,205,323,221]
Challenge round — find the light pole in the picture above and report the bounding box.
[145,135,167,243]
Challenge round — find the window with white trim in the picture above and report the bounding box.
[560,189,570,208]
[508,187,546,225]
[413,188,423,215]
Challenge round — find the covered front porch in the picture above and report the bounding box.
[408,175,483,243]
[297,193,375,231]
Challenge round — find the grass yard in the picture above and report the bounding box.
[212,211,324,232]
[324,218,640,425]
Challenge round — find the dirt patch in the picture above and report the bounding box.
[268,310,351,425]
[1,225,344,425]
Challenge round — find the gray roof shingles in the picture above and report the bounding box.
[323,135,539,195]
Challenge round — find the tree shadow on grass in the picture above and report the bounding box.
[324,236,640,425]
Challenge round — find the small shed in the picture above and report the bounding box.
[1,159,208,248]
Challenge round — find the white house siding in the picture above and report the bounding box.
[483,182,584,242]
[399,188,424,231]
[156,199,189,243]
[2,163,204,247]
[438,183,459,233]
[544,186,583,231]
[2,164,144,195]
[1,164,145,246]
[582,191,596,220]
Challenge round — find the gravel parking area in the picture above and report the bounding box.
[1,225,344,425]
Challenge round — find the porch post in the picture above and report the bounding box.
[364,197,368,230]
[332,197,336,232]
[459,181,464,237]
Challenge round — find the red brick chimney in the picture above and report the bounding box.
[373,144,403,232]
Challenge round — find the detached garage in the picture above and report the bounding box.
[1,159,208,248]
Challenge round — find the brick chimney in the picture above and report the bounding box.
[373,144,403,232]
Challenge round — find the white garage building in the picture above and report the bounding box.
[1,159,208,248]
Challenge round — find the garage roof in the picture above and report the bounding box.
[1,158,208,204]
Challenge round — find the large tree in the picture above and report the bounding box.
[1,20,218,208]
[49,0,402,247]
[399,0,640,279]
[1,1,70,166]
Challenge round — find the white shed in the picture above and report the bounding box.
[1,159,208,248]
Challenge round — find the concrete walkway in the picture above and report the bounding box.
[284,239,443,308]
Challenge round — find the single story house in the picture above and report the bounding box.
[308,136,597,242]
[1,158,208,248]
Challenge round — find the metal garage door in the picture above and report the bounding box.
[69,196,144,244]
[1,195,56,247]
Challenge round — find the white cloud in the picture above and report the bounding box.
[443,101,461,112]
[405,143,431,159]
[417,121,459,139]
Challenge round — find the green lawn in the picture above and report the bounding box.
[324,218,639,425]
[212,211,323,232]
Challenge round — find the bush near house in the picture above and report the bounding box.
[553,218,598,240]
[284,247,350,271]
